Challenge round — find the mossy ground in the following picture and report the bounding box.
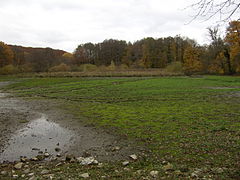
[1,76,240,179]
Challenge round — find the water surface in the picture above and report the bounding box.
[0,114,75,162]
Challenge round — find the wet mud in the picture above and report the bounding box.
[0,82,139,163]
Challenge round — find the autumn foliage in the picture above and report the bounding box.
[0,20,240,75]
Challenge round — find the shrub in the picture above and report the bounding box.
[107,61,116,71]
[118,64,129,70]
[19,64,34,73]
[49,63,71,72]
[79,64,98,72]
[0,65,19,75]
[165,61,183,73]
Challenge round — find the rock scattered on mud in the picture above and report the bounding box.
[40,169,50,175]
[79,156,98,166]
[150,170,159,178]
[122,161,129,166]
[112,146,120,151]
[1,171,7,176]
[14,162,23,170]
[80,173,90,178]
[129,154,137,160]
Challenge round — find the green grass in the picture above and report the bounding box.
[2,75,240,179]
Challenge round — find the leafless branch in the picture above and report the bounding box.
[186,0,240,23]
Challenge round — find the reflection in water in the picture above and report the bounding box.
[0,114,75,162]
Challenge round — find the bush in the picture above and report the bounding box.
[165,61,183,73]
[49,63,71,72]
[118,64,129,70]
[107,61,116,71]
[0,65,19,75]
[19,64,34,73]
[79,64,98,72]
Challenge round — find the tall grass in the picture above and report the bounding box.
[12,69,183,78]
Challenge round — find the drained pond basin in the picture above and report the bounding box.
[0,113,75,162]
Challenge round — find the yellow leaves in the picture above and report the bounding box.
[183,45,203,75]
[225,20,240,73]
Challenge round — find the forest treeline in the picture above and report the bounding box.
[0,20,240,75]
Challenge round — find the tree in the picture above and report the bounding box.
[62,52,74,65]
[183,44,203,75]
[189,0,240,22]
[0,42,13,67]
[225,20,240,72]
[207,27,226,73]
[73,45,88,65]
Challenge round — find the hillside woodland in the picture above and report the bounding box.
[0,20,240,75]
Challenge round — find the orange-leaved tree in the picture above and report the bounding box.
[183,44,203,75]
[225,20,240,73]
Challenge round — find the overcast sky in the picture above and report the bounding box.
[0,0,228,52]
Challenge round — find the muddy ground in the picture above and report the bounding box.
[0,82,140,163]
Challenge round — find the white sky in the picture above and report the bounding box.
[0,0,231,52]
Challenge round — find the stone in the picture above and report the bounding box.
[76,157,84,162]
[14,162,24,169]
[93,160,99,165]
[31,157,39,161]
[56,153,61,157]
[122,161,129,166]
[80,157,95,165]
[162,163,174,171]
[80,173,90,178]
[1,171,7,176]
[23,169,30,174]
[43,174,54,179]
[97,163,103,168]
[29,176,36,180]
[12,174,18,179]
[112,146,120,151]
[56,163,62,167]
[40,169,50,175]
[20,157,27,162]
[150,170,159,178]
[129,154,138,160]
[28,172,34,177]
[65,154,75,161]
[162,161,168,165]
[44,153,50,157]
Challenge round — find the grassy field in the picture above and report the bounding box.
[2,75,240,179]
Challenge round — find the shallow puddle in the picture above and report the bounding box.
[0,114,75,162]
[0,93,8,98]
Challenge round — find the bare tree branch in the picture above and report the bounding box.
[187,0,240,23]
